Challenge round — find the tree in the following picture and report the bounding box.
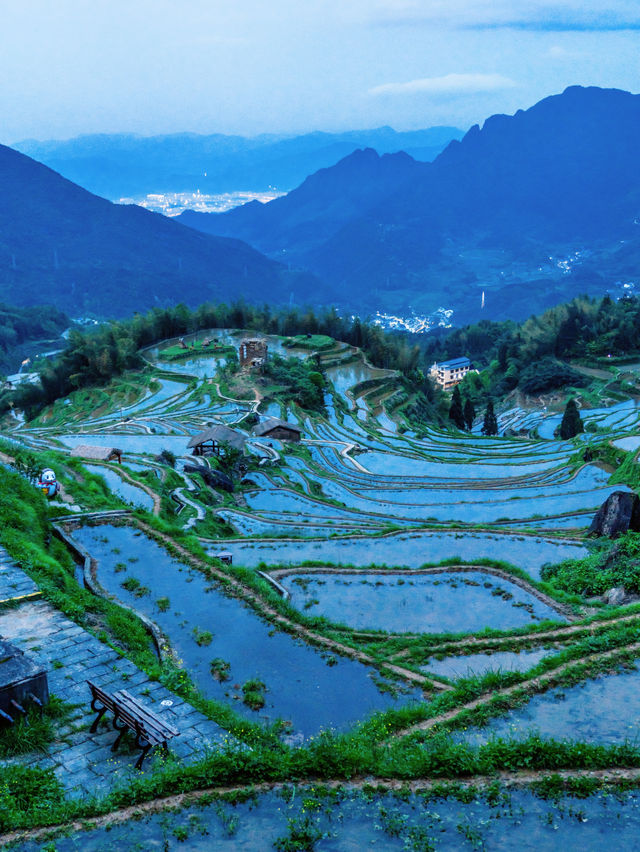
[463,397,476,431]
[448,386,465,430]
[559,398,583,439]
[481,399,498,436]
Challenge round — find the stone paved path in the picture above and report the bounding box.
[0,556,40,604]
[0,549,233,798]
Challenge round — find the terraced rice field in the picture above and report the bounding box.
[6,332,640,845]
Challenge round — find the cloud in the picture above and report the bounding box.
[368,73,518,97]
[466,14,640,31]
[369,2,640,32]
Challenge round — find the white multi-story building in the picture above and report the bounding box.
[429,357,471,390]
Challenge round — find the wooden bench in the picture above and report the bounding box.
[87,680,179,770]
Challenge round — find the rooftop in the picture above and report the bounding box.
[252,418,302,437]
[187,426,247,451]
[436,357,471,370]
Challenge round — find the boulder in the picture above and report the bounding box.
[588,491,640,538]
[183,463,234,493]
[603,586,627,606]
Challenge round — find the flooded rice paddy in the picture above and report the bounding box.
[459,663,640,746]
[11,786,640,851]
[422,647,554,680]
[279,570,566,633]
[84,464,155,511]
[70,524,421,739]
[204,530,586,581]
[8,332,640,842]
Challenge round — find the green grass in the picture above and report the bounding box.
[160,343,234,361]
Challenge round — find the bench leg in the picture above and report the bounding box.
[135,739,151,770]
[89,706,106,734]
[111,716,128,752]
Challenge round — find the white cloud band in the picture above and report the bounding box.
[368,72,518,96]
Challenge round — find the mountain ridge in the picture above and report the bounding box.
[0,143,322,317]
[182,85,640,322]
[13,126,462,199]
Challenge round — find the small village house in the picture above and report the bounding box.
[69,445,123,463]
[252,418,302,442]
[429,357,471,390]
[187,425,247,457]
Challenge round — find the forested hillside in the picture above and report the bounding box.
[0,303,69,374]
[425,294,640,398]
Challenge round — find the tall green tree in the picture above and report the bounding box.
[481,399,498,436]
[448,386,465,430]
[559,398,584,439]
[463,397,476,431]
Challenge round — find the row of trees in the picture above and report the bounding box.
[448,387,498,435]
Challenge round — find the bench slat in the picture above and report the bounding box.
[114,689,179,738]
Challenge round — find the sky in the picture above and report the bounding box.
[1,0,639,142]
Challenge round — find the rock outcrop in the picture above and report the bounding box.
[588,491,640,538]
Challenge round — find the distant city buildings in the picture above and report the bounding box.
[118,189,284,217]
[373,308,453,334]
[430,356,471,390]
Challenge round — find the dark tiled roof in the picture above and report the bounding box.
[253,418,302,437]
[187,426,247,450]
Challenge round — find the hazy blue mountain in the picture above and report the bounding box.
[0,143,321,317]
[183,86,640,323]
[179,148,422,256]
[13,126,462,200]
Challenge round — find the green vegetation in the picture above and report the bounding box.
[0,303,69,375]
[0,766,64,833]
[242,678,267,710]
[2,301,440,420]
[0,697,69,760]
[542,532,640,596]
[262,355,325,413]
[481,399,498,436]
[210,658,231,682]
[161,342,234,361]
[283,334,334,351]
[448,386,465,430]
[559,398,584,439]
[425,294,640,403]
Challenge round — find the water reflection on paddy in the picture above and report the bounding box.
[460,664,640,746]
[71,524,420,738]
[84,465,155,511]
[423,647,554,680]
[13,786,640,851]
[209,530,586,580]
[280,571,566,633]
